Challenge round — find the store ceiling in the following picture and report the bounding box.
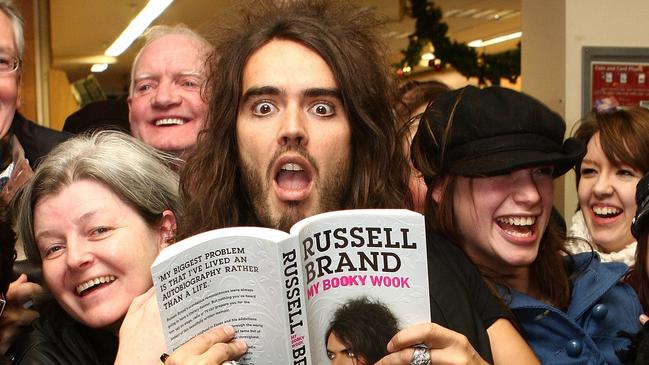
[49,0,521,94]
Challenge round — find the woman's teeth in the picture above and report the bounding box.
[496,216,535,226]
[76,275,116,295]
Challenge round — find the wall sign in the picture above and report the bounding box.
[582,47,649,118]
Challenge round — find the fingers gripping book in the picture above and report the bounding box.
[151,209,430,364]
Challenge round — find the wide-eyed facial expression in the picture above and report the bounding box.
[236,39,352,231]
[578,133,641,252]
[449,167,554,276]
[33,180,174,330]
[326,331,366,365]
[0,10,21,139]
[128,34,209,159]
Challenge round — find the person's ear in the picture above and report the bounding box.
[157,210,177,250]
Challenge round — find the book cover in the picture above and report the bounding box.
[151,209,430,364]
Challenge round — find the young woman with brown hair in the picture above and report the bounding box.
[410,85,643,364]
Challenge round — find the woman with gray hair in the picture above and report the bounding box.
[7,131,246,364]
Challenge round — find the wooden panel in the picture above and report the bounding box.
[14,0,37,122]
[48,68,77,130]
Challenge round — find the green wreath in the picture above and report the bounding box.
[398,0,520,85]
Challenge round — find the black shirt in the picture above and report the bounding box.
[427,231,507,362]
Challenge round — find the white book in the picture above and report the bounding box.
[151,209,430,364]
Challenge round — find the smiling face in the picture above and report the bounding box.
[578,133,641,253]
[33,180,174,330]
[128,34,209,159]
[0,10,21,139]
[236,39,352,231]
[449,167,554,277]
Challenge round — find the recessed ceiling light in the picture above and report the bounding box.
[90,63,108,73]
[472,9,497,19]
[443,9,462,17]
[457,8,479,17]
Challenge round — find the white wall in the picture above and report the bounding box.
[522,0,649,218]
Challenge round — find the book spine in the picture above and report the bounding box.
[278,236,311,364]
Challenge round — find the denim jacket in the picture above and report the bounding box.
[502,253,642,364]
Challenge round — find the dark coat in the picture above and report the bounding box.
[6,302,118,365]
[11,112,71,168]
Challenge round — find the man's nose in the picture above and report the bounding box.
[277,105,308,147]
[152,82,182,108]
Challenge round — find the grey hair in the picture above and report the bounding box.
[15,131,183,264]
[0,0,24,61]
[129,24,212,95]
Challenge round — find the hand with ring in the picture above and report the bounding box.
[410,346,430,365]
[374,322,489,365]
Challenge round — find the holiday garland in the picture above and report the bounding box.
[398,0,520,85]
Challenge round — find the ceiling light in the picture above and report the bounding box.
[492,10,519,21]
[104,0,174,57]
[457,8,479,17]
[90,63,108,73]
[443,9,462,17]
[468,31,522,48]
[472,9,497,19]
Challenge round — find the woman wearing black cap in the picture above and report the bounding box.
[410,85,643,364]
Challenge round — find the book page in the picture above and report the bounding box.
[151,227,293,364]
[291,209,430,365]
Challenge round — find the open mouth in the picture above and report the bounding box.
[75,275,116,297]
[154,118,186,126]
[275,162,311,191]
[496,216,536,238]
[592,206,621,219]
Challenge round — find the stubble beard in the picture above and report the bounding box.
[240,147,351,232]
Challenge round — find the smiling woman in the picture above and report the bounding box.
[410,85,643,363]
[5,132,181,364]
[0,131,246,365]
[567,108,649,266]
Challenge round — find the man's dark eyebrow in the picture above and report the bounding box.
[304,88,342,100]
[241,86,281,103]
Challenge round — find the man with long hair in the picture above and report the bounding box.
[176,1,539,364]
[179,0,409,236]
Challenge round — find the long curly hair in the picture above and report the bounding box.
[179,0,410,238]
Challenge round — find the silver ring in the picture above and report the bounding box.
[410,346,431,365]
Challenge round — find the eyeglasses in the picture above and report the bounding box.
[0,53,20,74]
[0,291,6,317]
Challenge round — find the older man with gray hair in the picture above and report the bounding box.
[128,24,212,160]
